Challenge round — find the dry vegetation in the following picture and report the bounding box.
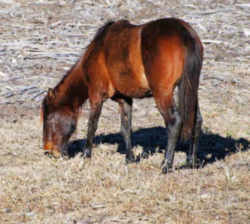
[0,0,249,223]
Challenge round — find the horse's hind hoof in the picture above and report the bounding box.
[126,158,136,164]
[161,159,173,174]
[183,158,202,169]
[162,166,173,174]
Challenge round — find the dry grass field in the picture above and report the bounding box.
[0,0,249,223]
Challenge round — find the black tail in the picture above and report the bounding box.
[179,22,203,141]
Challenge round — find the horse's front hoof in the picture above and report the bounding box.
[125,154,136,164]
[141,151,150,159]
[82,148,92,158]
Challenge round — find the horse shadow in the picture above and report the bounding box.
[67,127,249,167]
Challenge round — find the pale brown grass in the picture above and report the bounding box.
[0,109,249,223]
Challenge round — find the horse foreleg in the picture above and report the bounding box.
[118,97,135,163]
[186,103,203,168]
[83,101,103,158]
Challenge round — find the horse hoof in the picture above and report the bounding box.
[125,154,136,164]
[161,159,173,174]
[82,148,92,158]
[162,166,173,174]
[141,151,149,159]
[61,152,69,159]
[126,158,135,164]
[184,158,202,169]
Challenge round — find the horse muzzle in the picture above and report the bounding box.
[44,141,61,158]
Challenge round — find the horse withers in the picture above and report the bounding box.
[41,18,203,173]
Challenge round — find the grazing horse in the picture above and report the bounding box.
[41,18,203,173]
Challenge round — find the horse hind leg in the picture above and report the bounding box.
[155,91,182,173]
[186,102,203,168]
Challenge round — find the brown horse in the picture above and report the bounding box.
[41,18,203,173]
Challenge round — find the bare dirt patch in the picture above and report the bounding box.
[0,0,249,223]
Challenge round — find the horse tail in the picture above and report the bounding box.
[179,22,203,141]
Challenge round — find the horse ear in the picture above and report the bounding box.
[47,88,55,101]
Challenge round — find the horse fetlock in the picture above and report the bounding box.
[161,159,173,174]
[125,152,136,164]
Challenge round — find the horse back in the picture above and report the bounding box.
[82,18,200,100]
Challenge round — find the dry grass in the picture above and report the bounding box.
[0,0,249,223]
[0,108,249,224]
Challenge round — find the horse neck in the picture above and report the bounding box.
[54,61,88,112]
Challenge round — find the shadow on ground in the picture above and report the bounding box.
[67,127,249,167]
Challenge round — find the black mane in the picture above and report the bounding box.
[92,21,115,43]
[53,21,115,93]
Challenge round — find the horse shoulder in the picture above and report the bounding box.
[84,49,115,99]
